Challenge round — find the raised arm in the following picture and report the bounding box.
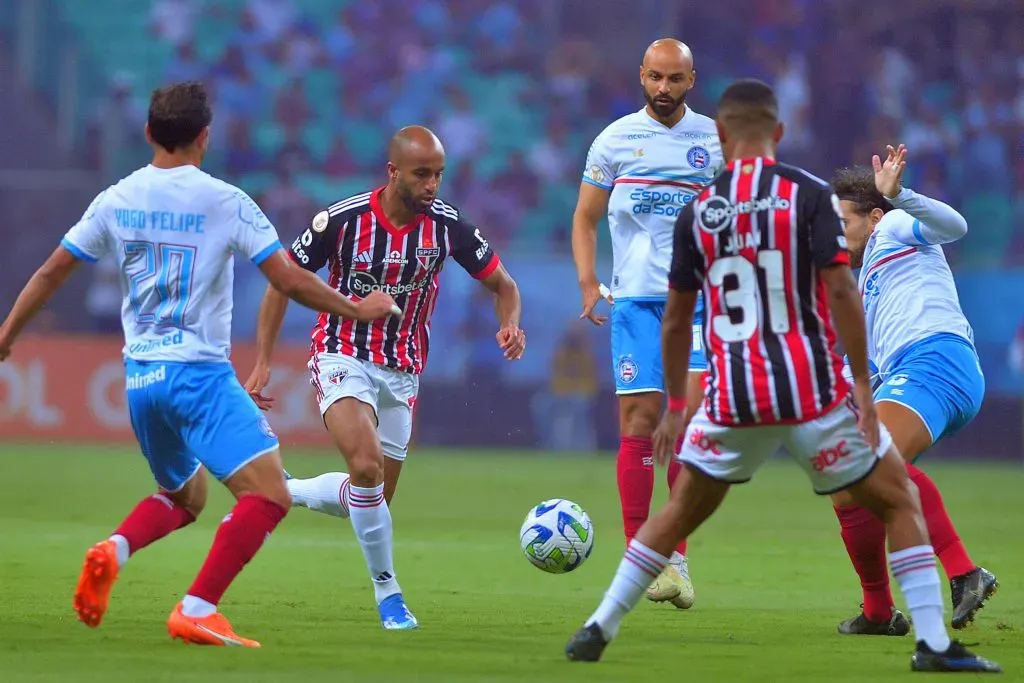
[874,144,967,246]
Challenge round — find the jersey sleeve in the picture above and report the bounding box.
[581,131,614,190]
[881,186,968,246]
[61,190,112,262]
[668,203,705,291]
[808,185,851,269]
[227,188,283,265]
[287,208,344,272]
[448,216,500,280]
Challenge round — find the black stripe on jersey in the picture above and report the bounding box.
[758,172,796,421]
[326,214,359,355]
[351,219,390,362]
[795,222,834,411]
[404,223,444,366]
[728,342,754,423]
[380,229,423,364]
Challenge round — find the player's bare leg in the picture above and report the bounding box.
[74,469,205,628]
[648,372,703,608]
[568,464,728,660]
[167,450,290,647]
[832,401,995,633]
[383,456,403,506]
[324,398,417,630]
[843,449,1001,673]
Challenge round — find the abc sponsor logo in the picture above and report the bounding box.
[811,439,851,472]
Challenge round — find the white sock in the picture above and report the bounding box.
[586,540,669,640]
[109,534,130,568]
[890,545,951,652]
[346,483,401,604]
[287,472,351,518]
[181,594,217,618]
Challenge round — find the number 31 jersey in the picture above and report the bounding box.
[60,164,283,363]
[670,157,850,426]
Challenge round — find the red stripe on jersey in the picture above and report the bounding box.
[336,211,375,360]
[695,215,728,423]
[474,253,500,280]
[773,176,817,419]
[369,228,408,364]
[395,216,435,369]
[816,274,849,405]
[311,225,346,356]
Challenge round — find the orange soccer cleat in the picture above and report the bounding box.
[73,539,120,628]
[167,603,261,648]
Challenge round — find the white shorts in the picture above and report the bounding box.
[309,353,419,461]
[677,397,892,495]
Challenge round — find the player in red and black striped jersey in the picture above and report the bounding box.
[567,80,1000,674]
[243,126,525,631]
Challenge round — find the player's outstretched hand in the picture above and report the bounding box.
[244,362,274,411]
[652,408,689,467]
[873,143,907,200]
[354,291,402,322]
[579,279,613,326]
[852,378,880,451]
[496,325,526,360]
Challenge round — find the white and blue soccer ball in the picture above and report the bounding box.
[519,498,594,574]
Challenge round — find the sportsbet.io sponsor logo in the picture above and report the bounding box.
[698,195,792,233]
[348,271,430,297]
[630,188,695,217]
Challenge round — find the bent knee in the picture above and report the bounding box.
[620,398,662,437]
[348,450,384,485]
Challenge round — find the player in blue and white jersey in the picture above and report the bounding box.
[829,145,997,636]
[0,81,397,646]
[572,39,723,610]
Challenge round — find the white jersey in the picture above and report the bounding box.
[61,164,282,363]
[583,107,723,300]
[858,186,974,372]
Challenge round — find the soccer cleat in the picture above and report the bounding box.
[645,553,695,609]
[910,640,1002,673]
[378,594,418,630]
[950,567,998,630]
[837,606,910,636]
[566,623,609,662]
[73,540,120,628]
[166,602,260,647]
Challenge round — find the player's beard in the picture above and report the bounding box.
[398,182,431,214]
[645,90,686,120]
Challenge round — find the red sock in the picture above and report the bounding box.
[187,495,287,606]
[617,436,654,544]
[834,505,893,622]
[666,459,688,556]
[114,493,195,557]
[906,463,975,579]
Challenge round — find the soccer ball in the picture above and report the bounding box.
[519,498,594,573]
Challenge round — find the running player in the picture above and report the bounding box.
[571,38,722,609]
[565,79,1001,674]
[829,148,997,635]
[242,126,525,630]
[0,81,398,647]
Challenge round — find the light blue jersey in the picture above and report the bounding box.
[62,164,283,490]
[857,187,983,445]
[582,107,723,393]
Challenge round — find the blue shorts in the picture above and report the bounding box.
[611,299,706,395]
[125,359,279,492]
[874,333,985,445]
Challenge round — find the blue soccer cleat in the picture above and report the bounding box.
[378,594,418,630]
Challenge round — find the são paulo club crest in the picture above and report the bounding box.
[687,145,710,170]
[617,357,639,384]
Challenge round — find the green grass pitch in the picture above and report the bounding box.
[0,444,1021,682]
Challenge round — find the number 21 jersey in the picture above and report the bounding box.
[670,157,850,426]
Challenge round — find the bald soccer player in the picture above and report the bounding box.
[244,126,526,630]
[572,39,723,610]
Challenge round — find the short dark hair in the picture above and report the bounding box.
[147,81,212,152]
[716,78,779,133]
[831,166,892,215]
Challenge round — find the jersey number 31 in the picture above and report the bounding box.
[123,240,197,326]
[707,251,789,342]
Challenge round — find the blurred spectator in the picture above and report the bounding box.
[149,0,201,46]
[531,326,599,451]
[224,120,265,177]
[85,255,123,335]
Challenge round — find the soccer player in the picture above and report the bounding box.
[242,125,525,630]
[565,79,1001,674]
[0,82,399,647]
[829,149,998,635]
[571,38,723,609]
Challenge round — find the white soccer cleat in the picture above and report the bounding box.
[646,552,695,609]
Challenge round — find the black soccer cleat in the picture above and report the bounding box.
[911,640,1002,673]
[565,623,609,662]
[837,606,910,636]
[950,567,998,630]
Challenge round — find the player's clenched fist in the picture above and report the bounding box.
[354,291,402,322]
[496,325,526,360]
